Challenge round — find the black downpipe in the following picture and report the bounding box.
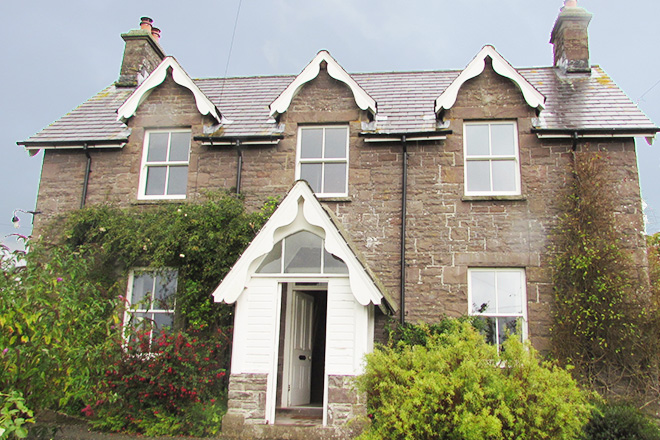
[572,131,579,151]
[81,143,91,209]
[400,136,408,325]
[235,140,243,194]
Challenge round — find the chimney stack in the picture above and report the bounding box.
[550,0,593,73]
[116,16,165,87]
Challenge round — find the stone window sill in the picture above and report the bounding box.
[318,197,352,203]
[131,200,187,206]
[462,195,526,202]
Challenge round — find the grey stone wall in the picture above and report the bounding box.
[326,375,367,427]
[223,373,268,426]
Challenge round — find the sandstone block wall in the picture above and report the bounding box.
[32,65,648,353]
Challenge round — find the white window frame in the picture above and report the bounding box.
[137,129,191,200]
[467,268,527,345]
[124,268,177,348]
[463,121,521,196]
[295,125,349,198]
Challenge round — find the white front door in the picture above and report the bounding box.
[288,291,314,406]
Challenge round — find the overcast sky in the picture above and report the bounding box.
[2,0,659,251]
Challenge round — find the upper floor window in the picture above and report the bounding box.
[124,268,177,347]
[296,126,348,197]
[138,129,191,200]
[463,122,520,196]
[468,268,527,346]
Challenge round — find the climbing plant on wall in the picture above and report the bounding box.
[550,152,660,403]
[62,191,277,328]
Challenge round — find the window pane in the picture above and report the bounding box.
[132,311,151,327]
[257,241,283,273]
[471,271,495,314]
[300,128,323,159]
[497,317,520,345]
[155,271,177,310]
[496,271,523,314]
[153,312,174,331]
[169,132,190,161]
[147,133,169,162]
[476,316,497,345]
[323,163,347,194]
[465,124,490,156]
[132,273,155,308]
[324,127,348,159]
[300,163,322,193]
[323,250,348,274]
[145,167,167,195]
[284,231,323,273]
[492,160,517,192]
[166,166,188,195]
[491,124,515,156]
[466,160,491,192]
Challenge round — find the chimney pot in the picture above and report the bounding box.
[140,17,153,31]
[151,27,161,41]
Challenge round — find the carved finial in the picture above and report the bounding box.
[564,0,578,7]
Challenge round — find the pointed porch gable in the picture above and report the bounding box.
[269,50,377,119]
[435,45,546,115]
[117,56,223,124]
[212,180,392,312]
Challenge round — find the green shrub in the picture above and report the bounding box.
[0,391,34,440]
[91,326,229,437]
[388,316,488,347]
[0,243,119,411]
[1,193,276,436]
[582,403,660,440]
[358,320,593,440]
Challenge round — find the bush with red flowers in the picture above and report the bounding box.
[91,325,230,436]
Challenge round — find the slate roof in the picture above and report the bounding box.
[19,65,658,146]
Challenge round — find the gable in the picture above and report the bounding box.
[435,45,545,115]
[117,56,223,124]
[212,181,394,313]
[269,50,377,119]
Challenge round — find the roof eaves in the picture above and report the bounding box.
[269,50,377,118]
[117,56,223,124]
[435,45,546,114]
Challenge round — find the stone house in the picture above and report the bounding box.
[18,1,658,439]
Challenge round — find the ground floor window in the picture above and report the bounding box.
[124,268,177,347]
[467,267,526,345]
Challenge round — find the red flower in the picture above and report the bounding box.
[81,405,94,418]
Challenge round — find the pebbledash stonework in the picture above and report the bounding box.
[19,2,658,439]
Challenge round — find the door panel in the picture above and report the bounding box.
[289,291,314,406]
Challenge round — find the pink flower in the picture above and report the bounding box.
[56,277,63,282]
[81,405,94,418]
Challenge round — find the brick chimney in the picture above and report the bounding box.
[550,1,593,73]
[116,17,166,87]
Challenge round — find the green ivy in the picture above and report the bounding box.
[61,191,277,328]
